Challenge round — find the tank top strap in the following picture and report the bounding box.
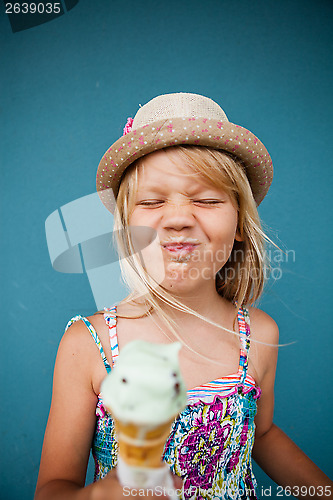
[103,306,119,368]
[237,306,251,385]
[65,315,111,373]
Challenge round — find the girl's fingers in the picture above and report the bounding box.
[172,475,183,489]
[94,468,181,498]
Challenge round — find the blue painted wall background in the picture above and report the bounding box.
[1,1,332,498]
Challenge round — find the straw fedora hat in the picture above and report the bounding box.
[96,93,273,210]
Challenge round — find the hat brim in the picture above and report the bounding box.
[96,116,273,211]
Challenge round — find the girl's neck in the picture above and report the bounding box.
[158,285,233,325]
[122,282,235,327]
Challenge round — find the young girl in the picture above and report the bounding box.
[35,93,332,499]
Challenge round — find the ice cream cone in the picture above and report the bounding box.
[114,418,174,468]
[101,340,187,494]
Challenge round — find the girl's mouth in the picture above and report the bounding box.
[161,239,200,261]
[163,243,197,252]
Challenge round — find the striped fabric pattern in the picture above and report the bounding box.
[186,307,259,404]
[187,373,258,405]
[103,306,119,368]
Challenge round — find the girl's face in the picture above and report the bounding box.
[129,149,240,296]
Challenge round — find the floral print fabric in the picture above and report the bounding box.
[163,390,259,499]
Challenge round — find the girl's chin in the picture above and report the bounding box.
[149,262,214,294]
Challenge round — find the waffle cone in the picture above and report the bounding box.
[114,418,173,468]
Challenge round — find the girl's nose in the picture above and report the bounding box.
[162,200,195,231]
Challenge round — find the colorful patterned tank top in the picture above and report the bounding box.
[66,306,261,499]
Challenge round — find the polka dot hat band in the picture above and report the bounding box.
[96,93,273,211]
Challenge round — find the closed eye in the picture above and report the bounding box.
[137,200,165,207]
[192,199,224,206]
[136,199,224,208]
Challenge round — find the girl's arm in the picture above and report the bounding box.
[253,424,332,498]
[35,320,102,499]
[251,311,332,499]
[35,321,169,500]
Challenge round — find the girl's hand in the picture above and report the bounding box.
[91,469,182,499]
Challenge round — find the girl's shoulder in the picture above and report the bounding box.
[247,306,279,345]
[63,311,109,345]
[245,307,279,387]
[60,312,111,366]
[61,312,112,394]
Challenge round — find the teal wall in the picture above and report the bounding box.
[1,1,332,498]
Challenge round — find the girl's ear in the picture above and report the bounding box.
[235,226,243,242]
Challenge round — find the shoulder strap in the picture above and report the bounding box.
[103,306,119,368]
[237,307,251,384]
[65,315,111,373]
